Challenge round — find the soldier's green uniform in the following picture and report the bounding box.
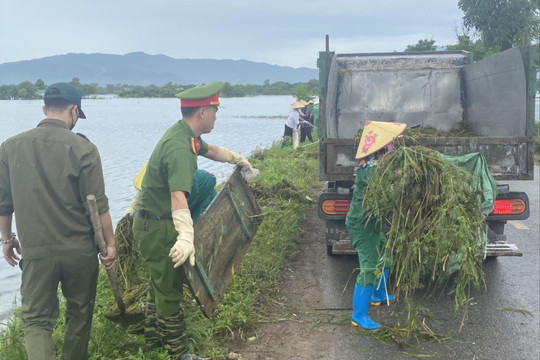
[133,120,208,317]
[133,81,226,359]
[0,118,109,360]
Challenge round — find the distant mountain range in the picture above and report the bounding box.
[0,52,318,86]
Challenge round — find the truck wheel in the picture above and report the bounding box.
[326,245,334,256]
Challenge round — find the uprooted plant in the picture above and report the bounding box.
[362,145,487,332]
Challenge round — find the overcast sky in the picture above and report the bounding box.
[0,0,466,69]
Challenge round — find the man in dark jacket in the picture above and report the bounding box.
[0,83,116,360]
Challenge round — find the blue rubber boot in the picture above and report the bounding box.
[351,284,381,330]
[371,268,395,306]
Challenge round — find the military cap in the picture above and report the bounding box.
[175,81,224,108]
[44,83,86,119]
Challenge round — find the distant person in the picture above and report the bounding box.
[0,83,116,360]
[283,101,307,145]
[300,100,314,143]
[345,121,406,330]
[132,81,258,359]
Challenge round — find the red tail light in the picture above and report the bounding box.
[489,199,526,216]
[321,199,350,215]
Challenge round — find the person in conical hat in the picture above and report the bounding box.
[345,120,406,331]
[283,101,309,143]
[355,120,407,160]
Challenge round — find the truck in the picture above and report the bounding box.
[317,35,537,257]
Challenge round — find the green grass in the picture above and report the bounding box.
[0,140,321,360]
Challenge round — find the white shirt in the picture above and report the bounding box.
[285,110,300,129]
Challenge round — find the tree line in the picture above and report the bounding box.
[0,78,319,100]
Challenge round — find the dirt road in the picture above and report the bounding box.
[227,168,539,360]
[227,207,343,360]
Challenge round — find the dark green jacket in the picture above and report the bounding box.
[0,119,109,259]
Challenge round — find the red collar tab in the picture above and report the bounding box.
[181,93,220,108]
[190,137,201,154]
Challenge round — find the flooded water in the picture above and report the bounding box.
[0,95,294,325]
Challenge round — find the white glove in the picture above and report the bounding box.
[168,209,195,268]
[215,147,251,168]
[125,191,140,216]
[241,166,260,181]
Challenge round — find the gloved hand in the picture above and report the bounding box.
[215,147,251,168]
[241,166,260,181]
[125,191,140,216]
[169,209,195,268]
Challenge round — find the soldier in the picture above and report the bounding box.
[0,83,116,359]
[132,81,258,359]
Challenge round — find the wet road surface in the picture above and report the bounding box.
[318,165,539,360]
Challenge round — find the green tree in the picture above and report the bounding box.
[292,84,313,102]
[458,0,540,50]
[18,81,38,99]
[34,79,46,90]
[0,84,18,99]
[445,35,497,61]
[17,88,27,98]
[405,39,437,51]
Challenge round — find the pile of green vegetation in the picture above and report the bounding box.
[354,121,476,144]
[402,121,476,138]
[362,145,486,332]
[0,140,320,360]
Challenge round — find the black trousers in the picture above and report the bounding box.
[283,124,294,137]
[300,127,313,142]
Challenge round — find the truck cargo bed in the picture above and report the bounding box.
[319,136,534,181]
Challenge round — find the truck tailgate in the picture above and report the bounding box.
[319,136,534,181]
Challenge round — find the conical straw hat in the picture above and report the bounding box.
[355,121,407,159]
[291,101,304,109]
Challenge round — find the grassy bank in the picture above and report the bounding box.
[0,140,321,359]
